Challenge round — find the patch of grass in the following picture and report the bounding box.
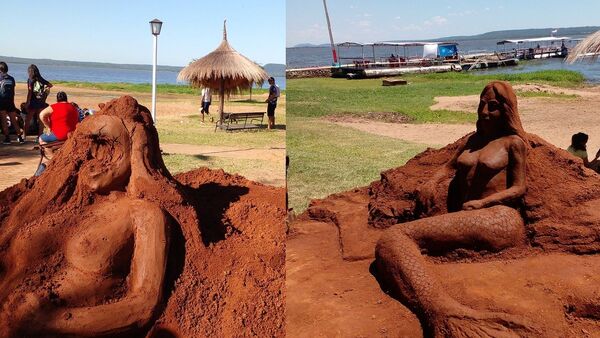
[419,69,585,86]
[156,113,285,148]
[55,81,275,96]
[287,118,428,212]
[287,70,584,122]
[163,153,272,178]
[515,91,578,99]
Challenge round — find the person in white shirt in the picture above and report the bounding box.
[200,87,212,123]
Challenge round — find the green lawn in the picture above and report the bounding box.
[287,118,427,211]
[288,70,584,122]
[156,112,285,149]
[163,153,272,177]
[287,70,584,212]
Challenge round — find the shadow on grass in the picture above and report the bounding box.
[231,99,265,104]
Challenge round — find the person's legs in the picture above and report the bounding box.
[35,132,60,176]
[376,205,537,336]
[36,109,45,136]
[0,110,9,143]
[24,107,41,139]
[39,132,59,145]
[7,110,23,143]
[267,102,276,129]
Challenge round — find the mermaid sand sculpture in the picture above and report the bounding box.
[376,81,541,337]
[0,96,183,337]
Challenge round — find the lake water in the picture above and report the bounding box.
[287,36,600,82]
[5,62,286,89]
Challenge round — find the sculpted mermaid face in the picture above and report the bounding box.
[77,115,132,193]
[478,87,504,137]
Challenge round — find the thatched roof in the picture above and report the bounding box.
[177,21,269,93]
[567,30,600,63]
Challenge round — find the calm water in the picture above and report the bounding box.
[5,62,286,89]
[287,36,600,82]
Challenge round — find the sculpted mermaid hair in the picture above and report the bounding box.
[476,81,528,146]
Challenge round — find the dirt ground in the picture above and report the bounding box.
[288,84,600,337]
[331,84,600,153]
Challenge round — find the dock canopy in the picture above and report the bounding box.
[497,36,571,45]
[336,41,458,47]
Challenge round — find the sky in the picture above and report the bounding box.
[287,0,600,47]
[0,0,285,67]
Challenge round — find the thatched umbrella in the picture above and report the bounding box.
[178,20,269,124]
[566,30,600,63]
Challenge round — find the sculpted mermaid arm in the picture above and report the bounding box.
[463,136,527,210]
[43,206,168,336]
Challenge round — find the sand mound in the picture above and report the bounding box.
[0,96,285,337]
[368,133,600,253]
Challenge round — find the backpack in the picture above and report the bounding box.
[0,74,15,100]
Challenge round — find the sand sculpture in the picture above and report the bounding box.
[372,81,598,337]
[0,96,285,337]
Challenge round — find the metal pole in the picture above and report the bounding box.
[151,34,158,122]
[322,0,338,65]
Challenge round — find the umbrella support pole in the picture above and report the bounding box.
[219,79,225,125]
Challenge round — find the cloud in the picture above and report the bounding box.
[448,10,476,17]
[400,23,423,31]
[394,14,447,33]
[424,15,448,26]
[357,20,371,27]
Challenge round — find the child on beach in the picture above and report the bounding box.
[567,132,600,172]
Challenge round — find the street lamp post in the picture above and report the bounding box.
[149,19,163,122]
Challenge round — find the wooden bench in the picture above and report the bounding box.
[215,112,265,131]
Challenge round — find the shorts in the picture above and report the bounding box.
[202,101,211,112]
[0,100,16,112]
[267,102,277,117]
[40,132,59,143]
[27,100,48,111]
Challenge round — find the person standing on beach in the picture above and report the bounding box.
[200,87,212,123]
[0,62,24,144]
[25,64,53,140]
[265,77,280,129]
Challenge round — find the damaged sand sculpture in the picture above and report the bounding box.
[0,96,285,337]
[374,81,597,337]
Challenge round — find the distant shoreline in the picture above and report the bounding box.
[0,55,286,77]
[290,25,600,48]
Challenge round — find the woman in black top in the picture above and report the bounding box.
[25,64,52,139]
